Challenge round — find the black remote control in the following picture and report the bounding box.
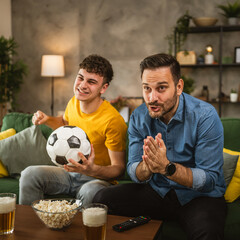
[112,216,151,232]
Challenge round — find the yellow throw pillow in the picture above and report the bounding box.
[0,161,9,177]
[0,128,16,177]
[0,128,16,140]
[224,148,240,202]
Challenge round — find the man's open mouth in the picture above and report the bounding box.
[77,88,88,95]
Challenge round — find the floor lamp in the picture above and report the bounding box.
[41,55,65,116]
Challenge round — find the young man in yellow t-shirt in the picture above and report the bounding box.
[19,54,127,206]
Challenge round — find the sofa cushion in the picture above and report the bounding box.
[224,149,240,203]
[1,112,33,133]
[223,150,239,187]
[0,128,16,177]
[0,125,54,177]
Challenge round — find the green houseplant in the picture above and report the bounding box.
[0,36,27,111]
[166,11,192,55]
[182,75,195,95]
[217,0,240,24]
[231,88,237,93]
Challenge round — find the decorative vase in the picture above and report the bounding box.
[204,53,214,64]
[230,93,238,102]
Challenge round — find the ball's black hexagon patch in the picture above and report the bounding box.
[56,156,68,165]
[48,133,58,146]
[67,136,81,148]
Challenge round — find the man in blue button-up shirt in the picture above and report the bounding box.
[94,53,227,240]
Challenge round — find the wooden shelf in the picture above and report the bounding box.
[182,25,240,34]
[181,63,240,68]
[220,101,240,104]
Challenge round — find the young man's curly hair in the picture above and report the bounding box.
[79,54,114,84]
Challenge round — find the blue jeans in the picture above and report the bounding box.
[19,165,110,206]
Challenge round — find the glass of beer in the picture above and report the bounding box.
[0,193,16,235]
[82,203,108,240]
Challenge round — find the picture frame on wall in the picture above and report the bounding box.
[235,47,240,63]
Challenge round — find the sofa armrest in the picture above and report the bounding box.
[1,112,52,139]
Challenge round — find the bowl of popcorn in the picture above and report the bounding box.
[31,199,82,229]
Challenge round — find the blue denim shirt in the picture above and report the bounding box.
[127,93,226,205]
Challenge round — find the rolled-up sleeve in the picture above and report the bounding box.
[191,168,206,190]
[128,162,141,183]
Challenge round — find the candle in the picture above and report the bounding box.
[205,45,214,64]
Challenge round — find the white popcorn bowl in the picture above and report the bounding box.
[31,199,82,230]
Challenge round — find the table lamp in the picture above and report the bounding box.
[41,55,64,115]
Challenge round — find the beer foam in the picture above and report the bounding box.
[0,197,15,214]
[83,207,106,227]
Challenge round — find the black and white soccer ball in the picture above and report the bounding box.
[46,126,91,167]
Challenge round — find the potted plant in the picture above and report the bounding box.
[182,75,195,95]
[230,88,238,102]
[217,0,240,25]
[0,36,27,112]
[166,11,192,55]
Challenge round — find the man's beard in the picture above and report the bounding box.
[146,91,178,120]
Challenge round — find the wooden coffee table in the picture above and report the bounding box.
[2,205,162,240]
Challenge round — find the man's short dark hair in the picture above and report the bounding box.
[79,54,113,84]
[140,53,181,85]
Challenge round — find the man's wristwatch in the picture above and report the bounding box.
[164,162,176,176]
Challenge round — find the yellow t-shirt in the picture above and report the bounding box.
[64,96,127,166]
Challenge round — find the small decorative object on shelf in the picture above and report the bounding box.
[202,85,209,101]
[235,47,240,63]
[205,45,214,64]
[192,17,218,27]
[230,89,238,102]
[197,55,205,64]
[177,51,196,65]
[222,56,233,64]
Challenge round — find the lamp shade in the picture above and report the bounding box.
[41,55,65,77]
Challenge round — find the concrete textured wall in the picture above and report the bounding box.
[0,0,12,37]
[11,0,240,117]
